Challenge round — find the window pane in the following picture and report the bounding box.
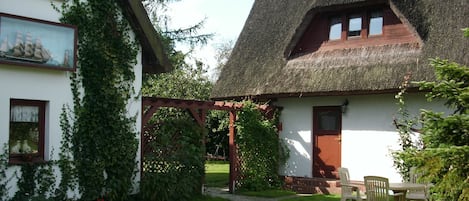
[329,17,342,40]
[9,104,41,155]
[369,11,383,35]
[348,14,362,37]
[9,122,39,154]
[10,105,39,122]
[318,111,339,131]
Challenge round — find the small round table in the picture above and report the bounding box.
[389,182,427,201]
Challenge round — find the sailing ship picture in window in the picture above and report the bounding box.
[0,13,77,70]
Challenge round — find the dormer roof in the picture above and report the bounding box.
[211,0,468,100]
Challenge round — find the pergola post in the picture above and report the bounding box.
[141,97,276,194]
[228,110,237,193]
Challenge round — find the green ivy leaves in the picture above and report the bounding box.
[235,101,288,191]
[140,115,205,201]
[392,30,469,201]
[59,0,139,200]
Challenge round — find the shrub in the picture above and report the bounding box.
[236,101,288,191]
[140,116,205,201]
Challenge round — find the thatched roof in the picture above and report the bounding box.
[211,0,469,100]
[120,0,171,74]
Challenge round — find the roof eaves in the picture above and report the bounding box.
[121,0,172,74]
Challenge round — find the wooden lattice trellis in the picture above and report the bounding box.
[141,97,276,193]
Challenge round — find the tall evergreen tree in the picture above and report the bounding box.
[393,28,469,201]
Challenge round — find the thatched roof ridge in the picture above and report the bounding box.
[211,0,469,100]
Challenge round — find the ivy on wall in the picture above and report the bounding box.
[58,0,139,200]
[0,146,11,200]
[12,163,56,201]
[1,107,79,201]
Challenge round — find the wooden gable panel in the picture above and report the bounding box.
[291,5,421,57]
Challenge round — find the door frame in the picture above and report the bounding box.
[312,106,342,179]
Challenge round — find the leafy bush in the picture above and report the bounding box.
[236,101,288,191]
[140,116,205,201]
[393,29,469,201]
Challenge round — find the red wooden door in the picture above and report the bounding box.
[313,106,342,179]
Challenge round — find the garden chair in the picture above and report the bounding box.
[406,167,428,201]
[339,167,366,201]
[364,176,403,201]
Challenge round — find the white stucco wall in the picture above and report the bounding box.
[131,47,143,192]
[0,0,144,196]
[0,1,71,197]
[276,93,449,182]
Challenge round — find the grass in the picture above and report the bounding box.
[205,160,229,187]
[204,161,342,201]
[238,189,297,198]
[279,194,341,201]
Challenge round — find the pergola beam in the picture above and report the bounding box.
[141,96,277,193]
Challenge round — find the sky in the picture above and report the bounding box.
[165,0,255,80]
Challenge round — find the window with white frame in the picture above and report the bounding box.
[329,16,342,40]
[348,14,362,37]
[327,9,383,40]
[369,11,383,35]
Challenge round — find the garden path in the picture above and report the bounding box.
[205,187,306,201]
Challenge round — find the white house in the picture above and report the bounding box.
[0,0,170,197]
[211,0,468,193]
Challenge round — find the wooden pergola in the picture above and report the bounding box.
[141,97,276,193]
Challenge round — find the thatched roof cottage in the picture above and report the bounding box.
[211,0,468,194]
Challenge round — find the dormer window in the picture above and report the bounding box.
[291,5,420,56]
[327,9,383,40]
[369,11,383,35]
[329,17,342,40]
[348,14,362,38]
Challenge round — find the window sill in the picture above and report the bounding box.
[368,34,383,38]
[9,155,46,165]
[347,36,362,40]
[326,39,342,44]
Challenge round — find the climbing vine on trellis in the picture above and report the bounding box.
[58,0,139,200]
[235,101,289,191]
[140,112,205,201]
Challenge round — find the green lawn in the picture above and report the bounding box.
[205,160,229,187]
[280,194,341,201]
[204,161,341,201]
[238,189,297,198]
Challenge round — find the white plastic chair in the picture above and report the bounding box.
[406,167,428,201]
[339,167,366,201]
[364,176,403,201]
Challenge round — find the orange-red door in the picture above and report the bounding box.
[313,106,341,179]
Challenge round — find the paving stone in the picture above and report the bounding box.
[204,187,307,201]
